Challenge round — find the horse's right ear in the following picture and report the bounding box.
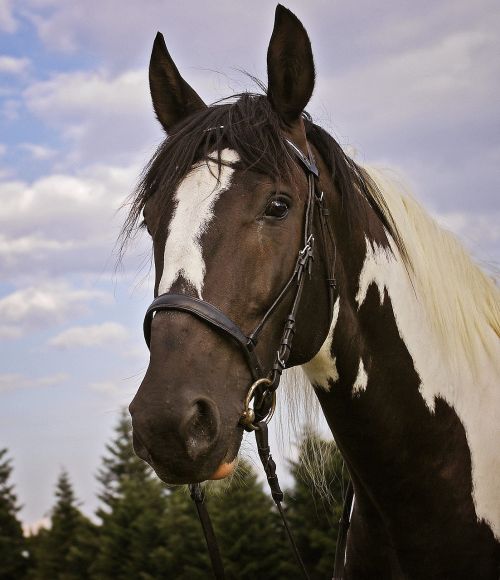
[149,32,206,133]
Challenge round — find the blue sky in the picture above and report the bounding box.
[0,0,498,528]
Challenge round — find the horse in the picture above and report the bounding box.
[125,5,500,578]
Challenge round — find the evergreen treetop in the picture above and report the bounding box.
[286,428,350,580]
[0,448,28,580]
[96,408,153,509]
[28,469,96,580]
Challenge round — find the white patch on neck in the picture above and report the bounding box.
[356,236,500,539]
[302,297,340,390]
[158,149,239,298]
[352,358,368,396]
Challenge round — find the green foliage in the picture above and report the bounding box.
[91,409,173,580]
[286,428,350,580]
[96,409,152,509]
[210,460,296,580]
[159,488,210,579]
[0,448,28,580]
[28,469,97,580]
[13,412,350,580]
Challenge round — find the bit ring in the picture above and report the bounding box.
[240,378,276,431]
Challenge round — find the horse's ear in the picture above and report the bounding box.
[149,32,207,132]
[267,5,315,126]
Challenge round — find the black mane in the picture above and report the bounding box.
[121,93,406,264]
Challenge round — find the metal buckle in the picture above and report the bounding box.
[299,234,314,256]
[239,378,276,431]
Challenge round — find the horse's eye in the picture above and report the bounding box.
[264,198,289,219]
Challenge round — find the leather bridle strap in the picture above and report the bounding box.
[189,483,226,579]
[255,421,309,578]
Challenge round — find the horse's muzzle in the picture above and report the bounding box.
[129,394,225,483]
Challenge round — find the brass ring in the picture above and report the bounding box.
[240,378,276,431]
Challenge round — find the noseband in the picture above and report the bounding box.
[143,138,337,430]
[142,138,349,579]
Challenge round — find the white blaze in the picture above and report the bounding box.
[158,149,239,297]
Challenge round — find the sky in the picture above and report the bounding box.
[0,0,498,528]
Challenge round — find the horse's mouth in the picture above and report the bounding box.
[209,459,237,480]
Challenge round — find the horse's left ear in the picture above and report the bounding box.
[267,4,315,127]
[149,32,207,133]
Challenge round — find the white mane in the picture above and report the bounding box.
[279,166,500,533]
[366,166,500,375]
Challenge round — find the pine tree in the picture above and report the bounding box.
[30,469,96,580]
[286,428,350,579]
[0,448,28,579]
[159,488,210,579]
[209,459,295,580]
[95,408,151,509]
[91,409,172,579]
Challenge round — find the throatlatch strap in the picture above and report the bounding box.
[189,483,225,580]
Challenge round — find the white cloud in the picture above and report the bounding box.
[0,372,68,393]
[0,163,146,280]
[48,322,129,349]
[22,0,265,71]
[317,29,499,141]
[25,69,147,119]
[20,143,56,160]
[0,0,16,33]
[0,283,110,339]
[88,380,122,395]
[23,68,160,167]
[1,98,20,120]
[434,210,500,262]
[89,377,142,398]
[0,55,30,74]
[23,517,51,536]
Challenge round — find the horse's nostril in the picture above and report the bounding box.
[181,397,221,461]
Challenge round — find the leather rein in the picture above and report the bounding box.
[143,138,353,579]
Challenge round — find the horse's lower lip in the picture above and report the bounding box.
[209,460,236,480]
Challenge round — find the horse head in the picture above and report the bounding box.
[128,6,336,484]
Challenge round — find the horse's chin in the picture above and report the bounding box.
[209,460,237,480]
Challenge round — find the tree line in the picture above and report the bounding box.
[1,411,349,580]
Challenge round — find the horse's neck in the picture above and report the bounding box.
[303,228,500,541]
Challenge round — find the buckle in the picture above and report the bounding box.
[299,234,314,259]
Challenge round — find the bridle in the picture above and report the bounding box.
[144,138,336,429]
[143,137,352,579]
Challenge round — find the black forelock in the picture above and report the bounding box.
[120,92,407,267]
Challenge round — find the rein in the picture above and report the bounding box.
[143,138,352,579]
